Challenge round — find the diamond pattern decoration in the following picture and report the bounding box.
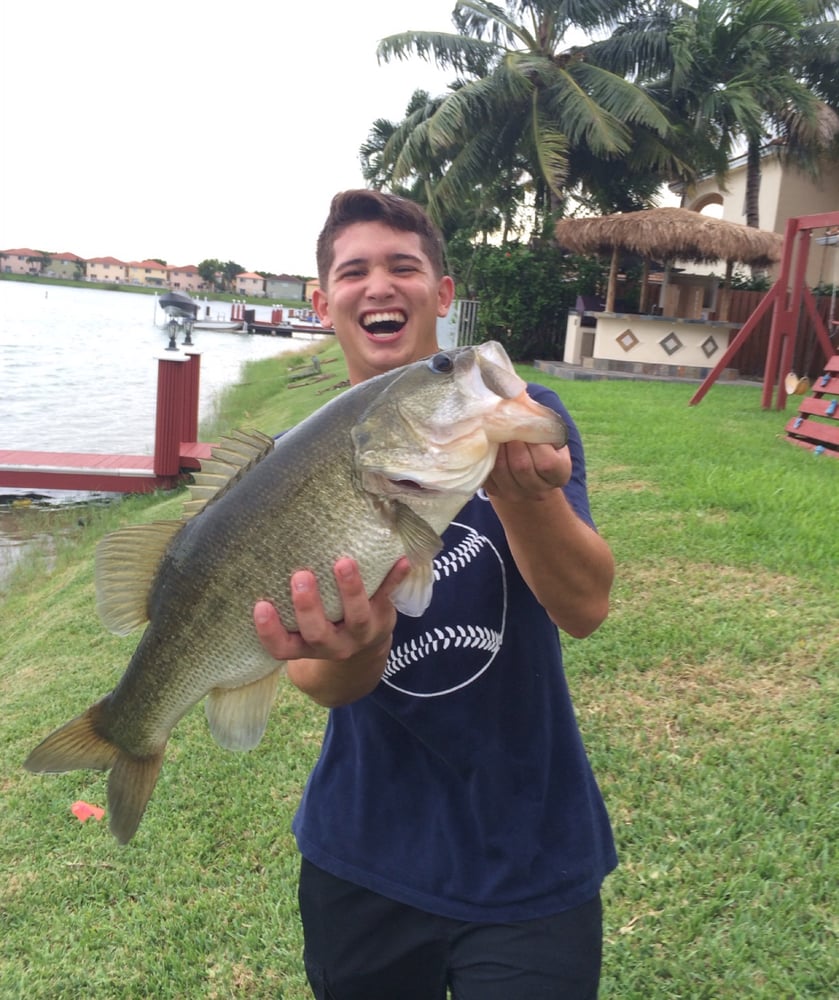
[659,331,683,356]
[616,328,639,353]
[701,335,719,358]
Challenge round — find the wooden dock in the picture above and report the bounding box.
[0,442,214,493]
[1,354,215,494]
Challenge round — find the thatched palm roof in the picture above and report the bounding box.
[555,207,783,267]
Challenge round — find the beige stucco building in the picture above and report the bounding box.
[166,264,203,292]
[1,248,44,275]
[127,259,169,287]
[235,272,266,297]
[681,150,839,287]
[85,256,128,283]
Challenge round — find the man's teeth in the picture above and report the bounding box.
[362,311,407,335]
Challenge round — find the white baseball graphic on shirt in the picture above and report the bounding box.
[383,521,506,697]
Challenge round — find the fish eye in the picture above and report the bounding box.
[427,352,454,374]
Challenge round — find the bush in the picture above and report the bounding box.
[448,240,606,361]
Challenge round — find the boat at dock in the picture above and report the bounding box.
[192,318,245,332]
[158,290,199,319]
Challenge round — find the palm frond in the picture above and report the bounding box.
[454,0,539,50]
[531,105,570,199]
[570,63,671,134]
[424,73,528,152]
[377,30,497,76]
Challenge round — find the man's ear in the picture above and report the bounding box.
[437,275,455,317]
[312,287,331,327]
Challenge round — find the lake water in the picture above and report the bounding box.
[0,280,326,579]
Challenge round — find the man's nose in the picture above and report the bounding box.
[365,267,395,299]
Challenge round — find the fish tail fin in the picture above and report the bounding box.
[108,751,165,845]
[23,701,164,845]
[23,701,119,773]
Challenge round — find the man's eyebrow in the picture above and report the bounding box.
[333,256,366,272]
[387,252,423,265]
[333,252,424,272]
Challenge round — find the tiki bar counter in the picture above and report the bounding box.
[554,208,783,377]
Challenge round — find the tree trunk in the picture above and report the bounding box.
[745,140,762,229]
[639,259,651,313]
[605,246,619,312]
[745,139,765,281]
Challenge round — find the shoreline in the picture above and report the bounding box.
[0,272,308,310]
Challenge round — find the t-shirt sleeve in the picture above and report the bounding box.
[526,382,596,531]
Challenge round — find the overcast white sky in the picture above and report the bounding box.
[1,1,466,277]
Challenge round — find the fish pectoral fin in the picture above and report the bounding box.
[205,668,282,752]
[390,502,443,617]
[391,501,443,565]
[95,521,183,635]
[391,562,435,617]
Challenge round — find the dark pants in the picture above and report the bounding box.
[298,859,602,1000]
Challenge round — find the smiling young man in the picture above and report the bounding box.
[254,190,617,999]
[311,197,455,383]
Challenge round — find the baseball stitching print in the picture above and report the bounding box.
[383,521,507,697]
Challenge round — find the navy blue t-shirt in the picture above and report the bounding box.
[292,384,617,921]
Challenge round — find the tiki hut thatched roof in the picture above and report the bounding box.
[554,207,783,267]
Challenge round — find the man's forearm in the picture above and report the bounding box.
[491,488,614,638]
[286,640,392,708]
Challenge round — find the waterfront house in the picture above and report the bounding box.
[235,271,266,297]
[86,256,129,283]
[0,248,45,275]
[127,259,168,287]
[167,264,203,292]
[265,273,304,300]
[45,252,85,280]
[304,277,320,302]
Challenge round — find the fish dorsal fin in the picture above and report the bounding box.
[205,667,282,751]
[95,520,183,635]
[389,501,443,617]
[184,429,274,518]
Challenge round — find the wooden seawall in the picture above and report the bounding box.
[0,353,214,494]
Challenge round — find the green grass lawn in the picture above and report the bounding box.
[1,346,837,998]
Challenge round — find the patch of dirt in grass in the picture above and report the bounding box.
[582,558,833,750]
[614,558,827,617]
[583,653,826,765]
[596,479,656,494]
[592,465,658,494]
[2,869,39,899]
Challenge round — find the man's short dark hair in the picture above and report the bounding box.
[316,190,446,287]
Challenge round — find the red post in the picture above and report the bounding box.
[764,222,811,410]
[690,210,839,407]
[689,284,780,405]
[182,352,201,444]
[154,356,190,475]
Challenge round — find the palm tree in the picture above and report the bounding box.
[593,0,839,228]
[359,89,455,218]
[361,87,525,243]
[376,0,678,231]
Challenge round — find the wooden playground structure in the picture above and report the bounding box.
[689,211,839,458]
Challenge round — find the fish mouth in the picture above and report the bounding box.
[365,469,463,501]
[361,310,407,338]
[387,476,443,495]
[370,472,443,497]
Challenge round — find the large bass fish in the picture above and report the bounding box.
[25,341,567,843]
